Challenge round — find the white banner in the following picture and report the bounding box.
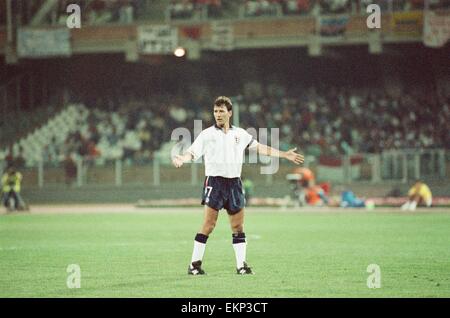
[17,28,71,58]
[138,25,178,54]
[423,11,450,48]
[210,21,234,51]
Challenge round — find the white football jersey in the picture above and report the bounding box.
[187,125,258,178]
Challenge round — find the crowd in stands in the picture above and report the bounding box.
[169,0,315,18]
[10,0,139,26]
[53,0,138,25]
[0,0,135,27]
[74,0,450,22]
[1,82,448,168]
[171,0,449,19]
[169,0,226,19]
[5,0,447,27]
[236,84,449,157]
[242,0,449,17]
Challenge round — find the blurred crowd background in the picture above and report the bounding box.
[1,47,448,169]
[1,0,449,26]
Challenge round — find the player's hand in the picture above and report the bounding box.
[172,155,185,168]
[285,148,304,165]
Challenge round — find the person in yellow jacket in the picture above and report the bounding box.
[401,180,432,211]
[2,166,27,211]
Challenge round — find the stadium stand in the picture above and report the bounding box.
[2,80,448,168]
[167,0,450,20]
[4,0,448,27]
[0,104,89,167]
[8,0,139,26]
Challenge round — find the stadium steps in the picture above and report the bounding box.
[1,104,88,167]
[0,105,63,150]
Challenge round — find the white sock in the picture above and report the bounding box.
[190,233,208,267]
[190,241,206,266]
[409,201,417,211]
[233,243,247,269]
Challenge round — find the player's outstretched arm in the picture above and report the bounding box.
[172,152,194,168]
[256,144,304,165]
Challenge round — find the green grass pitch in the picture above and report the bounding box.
[1,209,450,297]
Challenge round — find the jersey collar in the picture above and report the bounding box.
[214,124,236,130]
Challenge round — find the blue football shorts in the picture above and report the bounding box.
[201,176,246,215]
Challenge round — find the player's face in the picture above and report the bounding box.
[213,105,232,127]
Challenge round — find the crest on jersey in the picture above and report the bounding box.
[235,136,240,144]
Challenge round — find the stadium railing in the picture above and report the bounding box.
[7,149,448,190]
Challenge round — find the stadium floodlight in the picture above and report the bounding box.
[174,47,186,58]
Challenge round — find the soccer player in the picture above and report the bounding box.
[401,180,432,211]
[172,96,304,275]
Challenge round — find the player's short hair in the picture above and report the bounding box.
[214,96,232,111]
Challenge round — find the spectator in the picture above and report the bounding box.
[14,147,26,169]
[64,153,78,187]
[5,146,14,168]
[119,1,134,24]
